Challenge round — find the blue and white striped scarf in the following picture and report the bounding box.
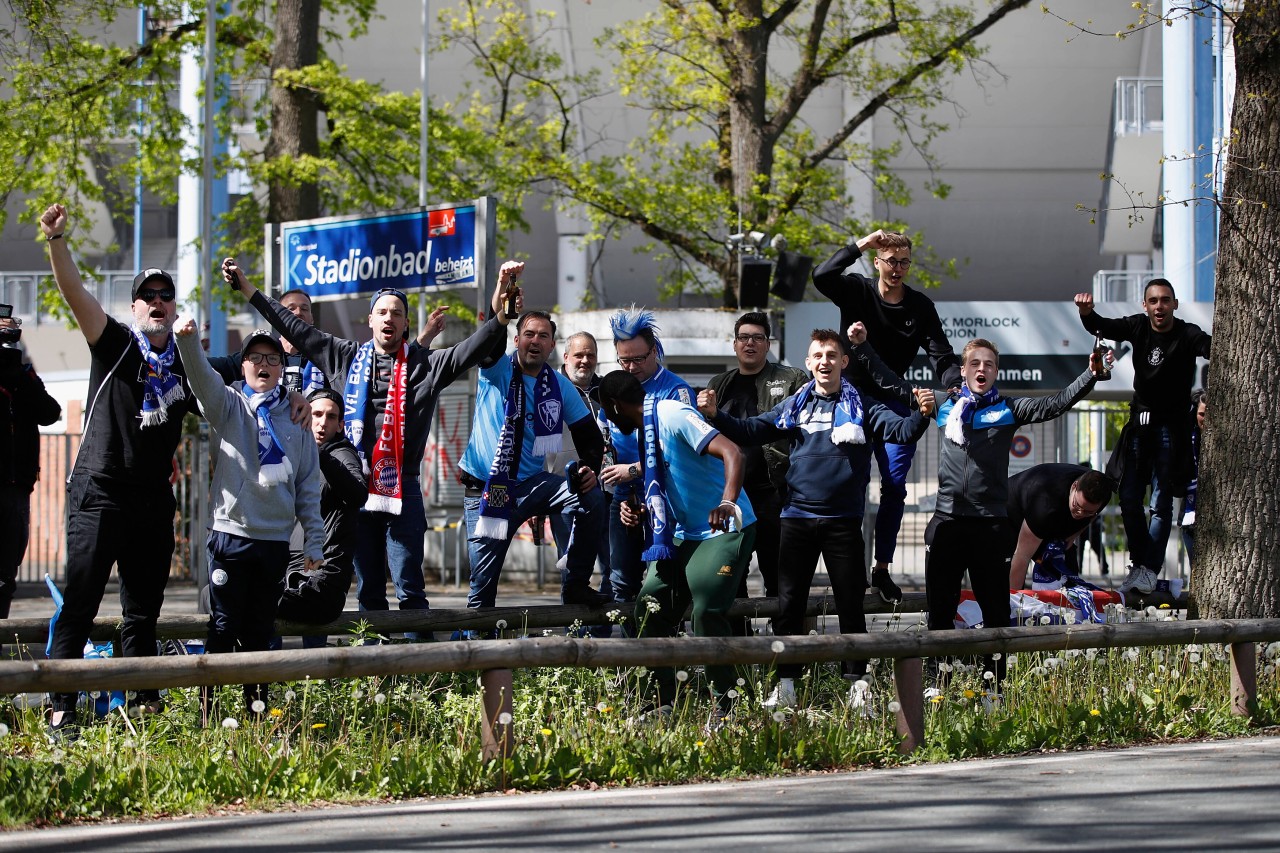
[640,393,677,561]
[129,326,186,427]
[242,384,292,485]
[778,378,865,445]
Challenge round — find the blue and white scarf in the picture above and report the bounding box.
[129,326,186,427]
[779,378,865,445]
[300,361,326,395]
[241,384,292,485]
[944,384,1001,446]
[475,355,565,540]
[640,393,677,561]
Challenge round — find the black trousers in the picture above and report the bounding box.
[0,484,31,619]
[206,531,289,710]
[924,513,1015,682]
[775,516,867,680]
[50,473,175,712]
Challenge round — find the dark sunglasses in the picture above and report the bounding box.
[137,288,176,303]
[244,352,284,367]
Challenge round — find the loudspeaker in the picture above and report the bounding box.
[771,251,813,302]
[737,257,773,308]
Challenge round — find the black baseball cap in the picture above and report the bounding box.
[240,329,286,362]
[131,268,176,301]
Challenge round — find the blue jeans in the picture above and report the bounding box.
[1119,423,1175,572]
[608,489,646,605]
[353,476,430,639]
[464,473,604,609]
[871,397,916,565]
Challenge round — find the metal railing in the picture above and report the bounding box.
[1114,77,1163,137]
[0,270,140,328]
[1092,269,1164,304]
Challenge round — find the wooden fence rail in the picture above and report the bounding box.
[2,618,1273,756]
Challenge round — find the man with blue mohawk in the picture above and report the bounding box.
[599,307,694,611]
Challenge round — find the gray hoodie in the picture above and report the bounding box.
[177,333,324,560]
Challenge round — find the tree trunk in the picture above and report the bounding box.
[265,0,321,223]
[725,3,772,225]
[1194,0,1280,618]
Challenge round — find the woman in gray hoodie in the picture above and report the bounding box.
[175,317,324,716]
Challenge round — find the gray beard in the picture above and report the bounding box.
[136,319,169,336]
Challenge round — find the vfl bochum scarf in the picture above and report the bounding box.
[130,326,186,427]
[944,385,1001,446]
[242,385,292,485]
[344,341,408,515]
[476,355,566,540]
[779,378,866,445]
[302,362,326,394]
[640,394,677,561]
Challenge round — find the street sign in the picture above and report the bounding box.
[279,204,477,301]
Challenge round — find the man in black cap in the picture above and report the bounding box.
[224,257,518,636]
[39,204,200,738]
[0,307,62,618]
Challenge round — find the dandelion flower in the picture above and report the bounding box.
[222,717,239,730]
[963,689,976,699]
[374,693,387,705]
[596,701,609,712]
[497,712,513,725]
[270,708,284,718]
[772,711,786,722]
[675,670,690,683]
[1153,688,1162,694]
[695,740,706,747]
[887,701,902,714]
[311,722,327,730]
[541,728,553,736]
[930,695,943,704]
[1090,709,1102,717]
[251,700,266,714]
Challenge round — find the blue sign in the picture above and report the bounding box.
[280,205,477,301]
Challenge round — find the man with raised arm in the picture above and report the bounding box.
[225,258,517,637]
[39,204,198,739]
[812,229,961,603]
[1073,282,1211,595]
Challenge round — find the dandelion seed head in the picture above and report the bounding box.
[353,689,364,700]
[0,723,9,737]
[221,717,239,730]
[853,680,870,694]
[887,701,901,714]
[1189,652,1201,663]
[938,662,952,673]
[991,653,1002,661]
[772,711,786,722]
[596,701,608,712]
[1064,611,1077,624]
[251,700,266,714]
[1039,615,1052,625]
[284,690,296,703]
[675,670,689,682]
[736,677,746,687]
[497,712,513,725]
[375,693,387,705]
[726,689,738,699]
[983,670,995,681]
[495,619,508,630]
[771,640,785,654]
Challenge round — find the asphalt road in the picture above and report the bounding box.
[6,735,1280,851]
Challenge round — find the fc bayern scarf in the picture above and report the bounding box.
[944,384,1001,446]
[129,326,186,427]
[639,393,677,561]
[343,341,408,515]
[476,355,565,540]
[242,384,292,485]
[778,378,865,445]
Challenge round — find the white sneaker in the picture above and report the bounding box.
[1119,564,1158,595]
[762,678,797,709]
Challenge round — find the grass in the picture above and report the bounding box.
[2,621,1279,828]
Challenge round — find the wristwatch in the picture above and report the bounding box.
[628,464,639,479]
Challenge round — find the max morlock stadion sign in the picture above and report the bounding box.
[269,200,495,301]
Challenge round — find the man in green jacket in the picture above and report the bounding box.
[706,312,807,604]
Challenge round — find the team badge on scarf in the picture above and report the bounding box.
[344,341,408,514]
[130,326,186,427]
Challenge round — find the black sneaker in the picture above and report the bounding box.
[47,711,80,744]
[871,569,903,603]
[561,585,611,607]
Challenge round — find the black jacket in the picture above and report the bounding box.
[0,361,62,492]
[706,361,808,489]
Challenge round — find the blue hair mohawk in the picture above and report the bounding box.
[609,305,664,361]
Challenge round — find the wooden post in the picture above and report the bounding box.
[893,657,924,754]
[480,668,514,762]
[1229,642,1257,718]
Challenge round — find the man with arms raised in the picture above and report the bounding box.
[226,258,516,636]
[1073,281,1210,595]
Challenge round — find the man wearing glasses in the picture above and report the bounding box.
[598,308,694,611]
[705,312,806,611]
[813,230,960,604]
[1006,463,1115,591]
[40,203,206,737]
[225,258,516,639]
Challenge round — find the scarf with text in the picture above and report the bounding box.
[639,393,677,561]
[944,384,1001,446]
[242,384,292,485]
[343,341,408,514]
[129,326,186,427]
[778,378,865,445]
[475,355,565,540]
